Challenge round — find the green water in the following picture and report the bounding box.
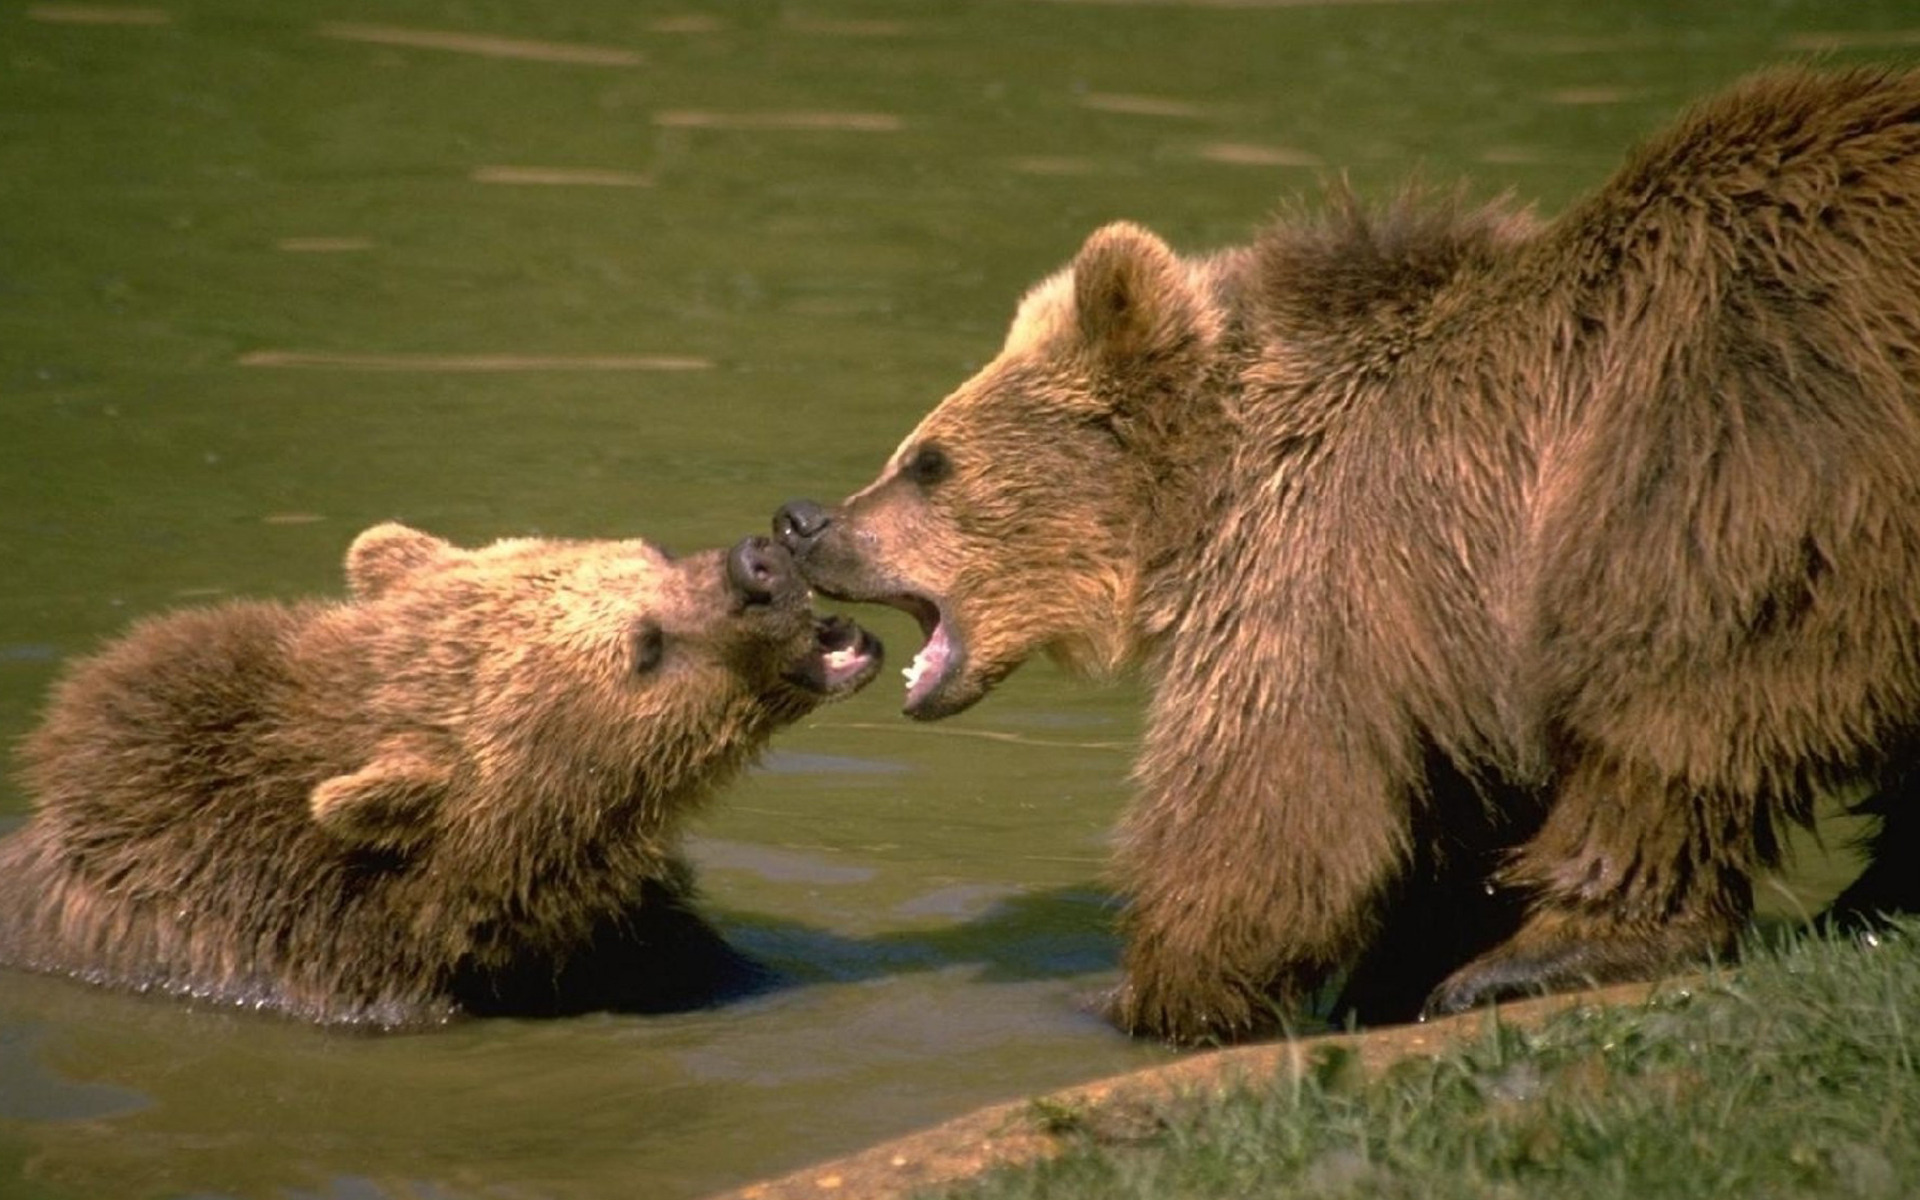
[1,2,1909,1197]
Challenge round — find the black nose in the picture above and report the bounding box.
[726,536,792,605]
[773,498,832,552]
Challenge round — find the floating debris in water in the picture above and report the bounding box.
[1079,92,1212,118]
[653,111,904,132]
[317,22,642,67]
[1195,142,1323,168]
[1007,157,1105,177]
[276,237,376,252]
[470,165,652,187]
[27,5,170,25]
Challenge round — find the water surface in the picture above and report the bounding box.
[2,2,1910,1196]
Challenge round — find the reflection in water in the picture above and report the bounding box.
[721,884,1123,988]
[0,1026,149,1122]
[0,1,1906,1197]
[756,750,909,777]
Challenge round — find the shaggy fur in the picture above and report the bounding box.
[0,525,878,1025]
[778,66,1920,1042]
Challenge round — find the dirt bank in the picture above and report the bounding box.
[715,980,1678,1200]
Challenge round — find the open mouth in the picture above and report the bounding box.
[886,594,962,716]
[788,614,883,697]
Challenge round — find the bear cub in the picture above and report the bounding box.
[0,524,881,1025]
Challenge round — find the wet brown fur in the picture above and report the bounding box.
[0,524,862,1025]
[783,67,1920,1041]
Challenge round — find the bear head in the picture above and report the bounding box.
[776,222,1225,719]
[309,524,883,861]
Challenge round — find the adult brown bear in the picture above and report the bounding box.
[0,525,880,1025]
[776,66,1920,1043]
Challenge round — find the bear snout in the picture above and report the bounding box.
[726,535,804,608]
[771,498,871,599]
[772,498,831,555]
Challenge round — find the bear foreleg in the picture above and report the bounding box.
[1110,730,1414,1044]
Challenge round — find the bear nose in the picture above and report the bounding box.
[726,536,793,606]
[773,499,833,553]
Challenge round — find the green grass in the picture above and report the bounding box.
[940,920,1920,1200]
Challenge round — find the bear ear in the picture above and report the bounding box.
[1071,221,1206,367]
[309,733,457,856]
[346,523,454,600]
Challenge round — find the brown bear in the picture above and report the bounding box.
[0,523,880,1025]
[775,65,1920,1043]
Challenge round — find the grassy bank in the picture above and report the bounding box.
[941,920,1919,1200]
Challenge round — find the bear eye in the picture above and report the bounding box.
[902,442,953,488]
[629,620,666,677]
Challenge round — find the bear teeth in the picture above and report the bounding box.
[902,625,951,702]
[823,644,863,673]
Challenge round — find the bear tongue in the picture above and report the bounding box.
[903,623,953,709]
